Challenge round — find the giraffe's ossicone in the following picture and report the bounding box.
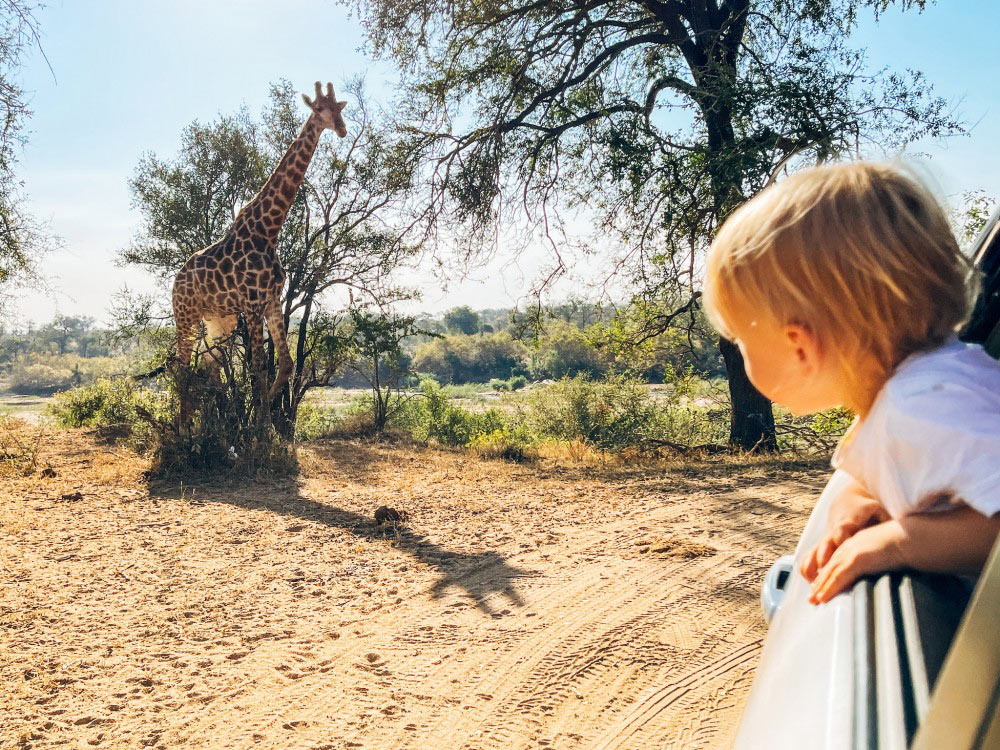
[171,81,348,426]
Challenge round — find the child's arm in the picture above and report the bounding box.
[800,477,890,583]
[809,506,1000,604]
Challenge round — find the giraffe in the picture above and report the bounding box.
[171,82,348,424]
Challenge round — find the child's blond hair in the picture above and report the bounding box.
[704,161,977,406]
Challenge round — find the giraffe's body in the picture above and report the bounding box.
[171,83,347,417]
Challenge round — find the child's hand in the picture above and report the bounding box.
[800,495,890,583]
[808,521,905,604]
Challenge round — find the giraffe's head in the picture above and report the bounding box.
[302,81,348,138]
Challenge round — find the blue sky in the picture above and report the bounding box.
[12,0,1000,324]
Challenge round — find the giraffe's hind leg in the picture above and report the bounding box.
[265,299,294,403]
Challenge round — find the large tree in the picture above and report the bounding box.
[346,0,960,449]
[123,79,424,437]
[0,1,51,307]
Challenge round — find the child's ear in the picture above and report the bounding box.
[784,323,821,372]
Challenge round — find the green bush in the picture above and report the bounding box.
[391,380,509,448]
[294,403,342,441]
[641,373,730,448]
[529,320,609,380]
[524,374,654,450]
[468,424,535,462]
[49,378,165,451]
[488,375,527,392]
[811,406,853,436]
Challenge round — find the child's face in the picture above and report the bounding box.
[724,309,848,416]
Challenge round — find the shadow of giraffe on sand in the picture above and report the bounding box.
[148,473,531,617]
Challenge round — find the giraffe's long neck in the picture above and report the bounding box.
[245,114,324,244]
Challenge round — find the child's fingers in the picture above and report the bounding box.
[809,559,853,604]
[831,522,859,547]
[800,545,820,581]
[816,524,857,568]
[857,502,890,529]
[816,535,838,569]
[801,537,833,581]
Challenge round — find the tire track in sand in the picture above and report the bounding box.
[591,639,763,750]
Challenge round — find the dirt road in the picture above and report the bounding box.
[1,427,826,749]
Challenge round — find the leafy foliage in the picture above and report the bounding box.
[522,374,657,451]
[411,330,527,383]
[346,0,961,449]
[443,306,482,334]
[49,378,165,452]
[957,190,998,246]
[346,309,430,432]
[0,2,53,304]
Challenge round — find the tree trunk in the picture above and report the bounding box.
[272,396,295,440]
[718,337,778,452]
[269,296,313,441]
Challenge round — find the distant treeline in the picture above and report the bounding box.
[0,315,117,360]
[1,302,724,392]
[335,302,724,387]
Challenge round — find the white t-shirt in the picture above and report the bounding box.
[831,338,1000,519]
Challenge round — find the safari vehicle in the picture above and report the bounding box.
[736,207,1000,750]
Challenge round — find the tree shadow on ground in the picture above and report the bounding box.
[147,442,532,617]
[146,439,829,614]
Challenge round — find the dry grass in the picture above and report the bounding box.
[0,416,47,477]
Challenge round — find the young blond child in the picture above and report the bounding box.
[703,161,1000,604]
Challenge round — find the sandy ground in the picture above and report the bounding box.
[1,425,827,749]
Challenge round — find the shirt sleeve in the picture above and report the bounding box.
[869,388,1000,518]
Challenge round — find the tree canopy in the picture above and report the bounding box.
[345,0,961,448]
[0,1,51,305]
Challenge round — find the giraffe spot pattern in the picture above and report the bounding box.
[171,107,327,394]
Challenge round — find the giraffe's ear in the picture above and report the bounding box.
[336,100,348,111]
[302,93,315,110]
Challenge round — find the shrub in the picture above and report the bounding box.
[508,375,528,391]
[468,424,535,462]
[391,379,510,448]
[811,406,853,436]
[411,332,528,383]
[9,362,74,392]
[489,378,510,392]
[294,403,342,441]
[524,374,654,450]
[641,373,730,449]
[0,416,41,476]
[529,320,609,380]
[152,360,295,477]
[49,378,165,452]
